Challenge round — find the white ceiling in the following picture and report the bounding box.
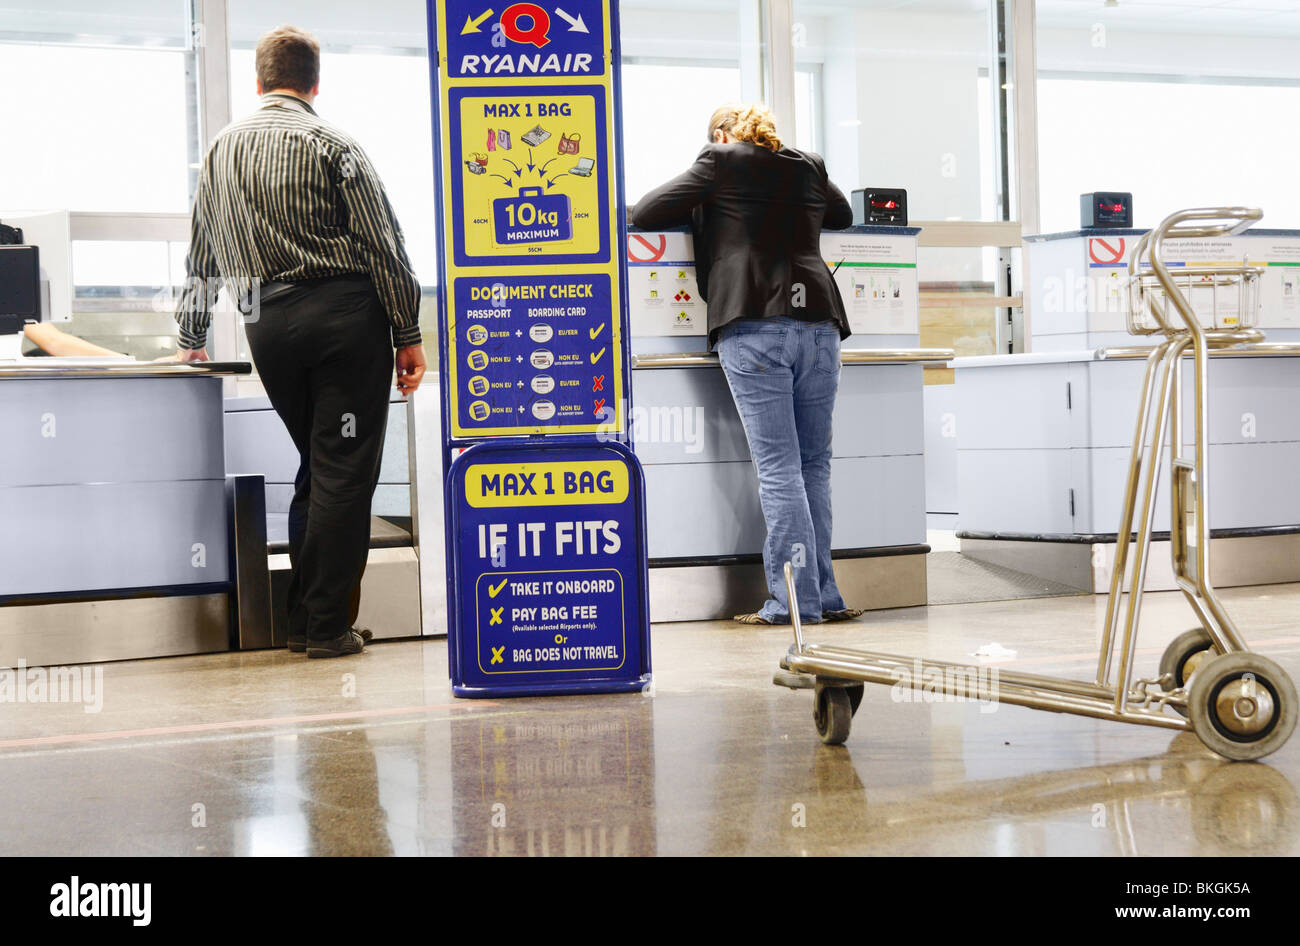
[791,0,1300,37]
[1038,0,1300,36]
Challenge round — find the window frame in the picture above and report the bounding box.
[53,0,1046,354]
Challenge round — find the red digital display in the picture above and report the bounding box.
[1083,192,1132,228]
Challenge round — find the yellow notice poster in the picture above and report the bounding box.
[434,0,624,439]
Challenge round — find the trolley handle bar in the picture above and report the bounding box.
[1152,206,1263,243]
[784,562,805,653]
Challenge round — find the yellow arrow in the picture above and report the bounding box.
[462,8,494,34]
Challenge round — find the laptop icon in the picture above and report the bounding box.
[521,125,551,147]
[571,157,595,177]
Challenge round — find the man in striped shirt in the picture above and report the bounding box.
[175,24,425,658]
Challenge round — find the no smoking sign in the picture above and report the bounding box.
[1088,236,1127,266]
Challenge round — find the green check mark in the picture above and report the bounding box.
[590,347,606,364]
[488,578,508,598]
[589,323,606,340]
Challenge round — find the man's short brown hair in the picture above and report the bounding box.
[255,25,320,94]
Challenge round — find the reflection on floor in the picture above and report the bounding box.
[1,583,1297,856]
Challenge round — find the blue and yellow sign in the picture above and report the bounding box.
[447,441,651,695]
[432,0,624,439]
[429,0,650,698]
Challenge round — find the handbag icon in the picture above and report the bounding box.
[558,132,581,155]
[497,129,511,149]
[487,128,496,152]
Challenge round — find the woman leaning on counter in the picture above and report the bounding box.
[630,103,862,627]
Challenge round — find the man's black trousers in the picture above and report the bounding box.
[244,275,395,643]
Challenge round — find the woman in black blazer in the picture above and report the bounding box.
[631,104,861,626]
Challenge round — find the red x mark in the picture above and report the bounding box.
[593,398,606,415]
[592,375,605,391]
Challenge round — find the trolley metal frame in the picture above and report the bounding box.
[776,207,1297,760]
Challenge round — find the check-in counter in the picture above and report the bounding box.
[626,225,947,620]
[0,360,269,665]
[953,344,1300,592]
[953,224,1300,592]
[1026,228,1300,351]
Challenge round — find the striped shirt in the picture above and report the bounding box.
[176,93,422,349]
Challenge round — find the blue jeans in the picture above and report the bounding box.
[717,317,845,623]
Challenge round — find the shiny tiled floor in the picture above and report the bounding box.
[2,583,1298,856]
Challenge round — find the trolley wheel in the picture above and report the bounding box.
[1188,652,1298,761]
[1159,627,1218,717]
[814,685,853,746]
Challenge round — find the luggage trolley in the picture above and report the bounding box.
[774,207,1298,761]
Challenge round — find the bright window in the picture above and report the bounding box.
[619,61,743,204]
[1038,77,1300,233]
[0,44,195,213]
[1036,1,1300,233]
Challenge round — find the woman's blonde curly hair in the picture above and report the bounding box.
[708,103,783,152]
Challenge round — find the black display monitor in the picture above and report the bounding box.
[0,244,41,335]
[1080,192,1133,228]
[851,188,908,226]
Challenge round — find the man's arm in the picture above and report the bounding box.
[335,143,423,352]
[629,147,716,230]
[174,186,219,360]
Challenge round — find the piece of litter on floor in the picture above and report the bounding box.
[971,642,1017,660]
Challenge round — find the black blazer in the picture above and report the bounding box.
[630,142,853,347]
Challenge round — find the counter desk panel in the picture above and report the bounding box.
[0,361,263,672]
[632,360,927,559]
[0,365,247,599]
[952,347,1300,592]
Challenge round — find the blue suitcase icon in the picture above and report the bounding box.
[494,186,573,245]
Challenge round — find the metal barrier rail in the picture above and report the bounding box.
[1097,342,1300,361]
[632,348,955,369]
[0,361,253,380]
